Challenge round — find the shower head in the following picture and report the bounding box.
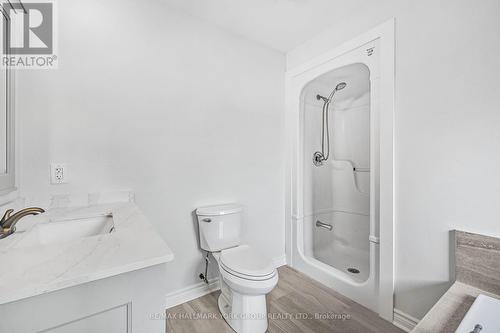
[316,82,347,105]
[336,82,347,91]
[326,82,347,102]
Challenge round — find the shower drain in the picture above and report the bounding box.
[347,268,360,274]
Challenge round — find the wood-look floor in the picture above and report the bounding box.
[166,266,404,333]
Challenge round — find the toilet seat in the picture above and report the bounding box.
[220,245,276,281]
[220,262,277,281]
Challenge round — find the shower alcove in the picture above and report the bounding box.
[303,62,371,283]
[285,21,395,320]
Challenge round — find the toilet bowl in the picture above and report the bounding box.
[196,204,278,333]
[213,246,278,333]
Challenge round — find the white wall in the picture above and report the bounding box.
[288,0,500,319]
[17,0,285,294]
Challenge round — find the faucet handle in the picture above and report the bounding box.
[0,226,15,239]
[0,209,14,226]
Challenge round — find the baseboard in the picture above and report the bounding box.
[393,308,419,332]
[273,254,287,268]
[165,278,220,309]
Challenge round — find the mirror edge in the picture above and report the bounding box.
[0,63,16,197]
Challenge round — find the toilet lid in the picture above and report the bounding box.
[220,245,275,278]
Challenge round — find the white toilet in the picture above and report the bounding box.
[196,204,278,333]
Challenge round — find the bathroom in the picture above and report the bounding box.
[0,0,499,332]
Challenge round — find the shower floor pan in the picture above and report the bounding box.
[313,245,369,282]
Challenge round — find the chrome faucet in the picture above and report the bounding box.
[0,207,45,239]
[470,324,483,333]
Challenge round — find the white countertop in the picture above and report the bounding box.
[0,202,174,305]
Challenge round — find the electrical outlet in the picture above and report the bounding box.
[50,163,68,184]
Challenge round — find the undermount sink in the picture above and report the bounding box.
[13,215,115,248]
[455,294,500,333]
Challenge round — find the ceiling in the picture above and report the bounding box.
[164,0,368,52]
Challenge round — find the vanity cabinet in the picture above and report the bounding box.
[0,264,167,333]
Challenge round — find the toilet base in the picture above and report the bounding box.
[218,290,268,333]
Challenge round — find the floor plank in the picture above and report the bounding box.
[166,266,404,333]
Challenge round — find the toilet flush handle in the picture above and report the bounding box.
[202,218,212,223]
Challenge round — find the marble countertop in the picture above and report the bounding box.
[0,202,174,305]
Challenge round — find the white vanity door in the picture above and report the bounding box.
[0,265,167,333]
[45,304,129,333]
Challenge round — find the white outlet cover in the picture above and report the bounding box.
[50,163,68,184]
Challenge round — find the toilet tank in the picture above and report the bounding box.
[196,204,243,252]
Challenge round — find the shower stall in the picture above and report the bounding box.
[304,62,372,283]
[285,24,395,317]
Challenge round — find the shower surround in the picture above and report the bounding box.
[296,41,380,311]
[285,21,396,319]
[304,62,371,283]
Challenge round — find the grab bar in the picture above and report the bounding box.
[315,220,333,231]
